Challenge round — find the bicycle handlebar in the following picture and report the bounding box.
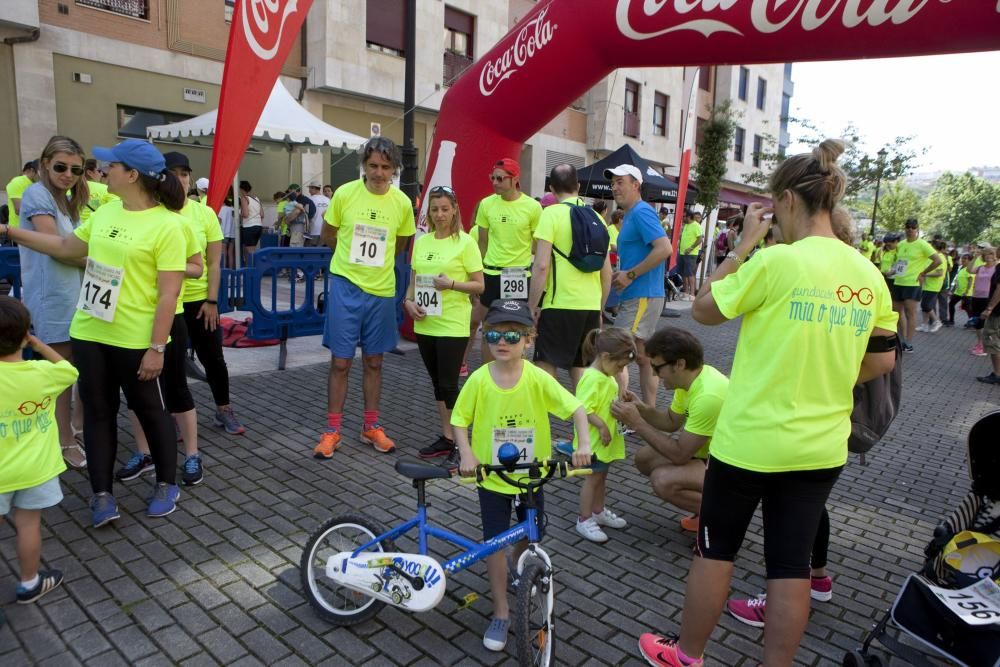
[457,457,595,487]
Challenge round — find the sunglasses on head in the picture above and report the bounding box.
[484,330,523,345]
[430,185,455,196]
[52,162,84,176]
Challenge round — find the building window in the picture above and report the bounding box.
[738,67,749,101]
[653,92,669,137]
[734,127,746,163]
[366,0,407,57]
[443,7,475,86]
[624,79,640,138]
[224,0,234,22]
[699,66,712,91]
[695,118,706,151]
[757,77,767,110]
[76,0,149,19]
[117,105,192,139]
[753,134,763,168]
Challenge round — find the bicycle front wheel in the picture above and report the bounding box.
[514,560,555,666]
[299,513,396,626]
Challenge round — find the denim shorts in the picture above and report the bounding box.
[478,487,545,542]
[0,476,63,515]
[322,274,399,358]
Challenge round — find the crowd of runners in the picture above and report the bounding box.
[1,133,998,664]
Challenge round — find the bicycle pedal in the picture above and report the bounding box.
[454,592,478,611]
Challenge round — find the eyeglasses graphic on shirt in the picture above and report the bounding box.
[836,285,874,305]
[18,396,52,415]
[52,163,85,176]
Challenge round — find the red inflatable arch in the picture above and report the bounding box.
[420,0,1000,222]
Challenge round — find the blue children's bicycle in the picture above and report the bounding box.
[300,443,590,667]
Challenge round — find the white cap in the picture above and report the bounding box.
[196,177,209,190]
[604,164,643,184]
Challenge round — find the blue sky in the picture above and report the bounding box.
[788,50,1000,172]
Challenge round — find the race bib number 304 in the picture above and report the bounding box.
[77,258,124,323]
[350,223,388,267]
[492,427,535,465]
[414,275,442,316]
[501,268,528,300]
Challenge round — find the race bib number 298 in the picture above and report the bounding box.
[77,258,124,323]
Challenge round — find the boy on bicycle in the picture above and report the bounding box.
[452,299,593,651]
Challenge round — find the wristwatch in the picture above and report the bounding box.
[149,343,167,354]
[626,270,637,280]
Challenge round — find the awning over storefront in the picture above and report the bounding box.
[718,187,771,208]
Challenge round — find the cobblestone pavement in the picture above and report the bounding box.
[0,309,997,666]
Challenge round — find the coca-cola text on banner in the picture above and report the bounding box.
[422,0,1000,225]
[207,0,313,212]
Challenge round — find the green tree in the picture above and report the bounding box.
[873,180,923,233]
[921,172,1000,245]
[692,100,739,211]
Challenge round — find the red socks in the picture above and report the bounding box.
[363,410,379,429]
[327,412,342,432]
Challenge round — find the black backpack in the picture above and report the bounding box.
[552,201,609,273]
[849,337,903,460]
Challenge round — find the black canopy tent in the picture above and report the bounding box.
[571,144,699,204]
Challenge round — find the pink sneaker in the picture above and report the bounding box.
[638,633,703,667]
[971,343,987,357]
[727,577,834,627]
[810,575,833,601]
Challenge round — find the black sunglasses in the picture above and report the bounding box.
[489,174,511,182]
[651,360,672,374]
[484,330,522,345]
[52,162,85,176]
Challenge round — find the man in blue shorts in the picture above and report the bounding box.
[315,137,415,457]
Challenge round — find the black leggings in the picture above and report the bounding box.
[415,334,468,409]
[163,314,195,413]
[812,507,829,570]
[183,300,230,406]
[948,294,967,323]
[698,457,841,579]
[72,339,177,493]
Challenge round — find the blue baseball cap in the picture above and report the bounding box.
[92,139,165,179]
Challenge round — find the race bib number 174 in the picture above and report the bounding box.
[77,258,124,323]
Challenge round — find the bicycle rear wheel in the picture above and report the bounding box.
[514,560,555,666]
[299,513,396,625]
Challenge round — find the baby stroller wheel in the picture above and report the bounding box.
[842,650,882,667]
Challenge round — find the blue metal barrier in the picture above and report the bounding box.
[218,247,332,369]
[0,247,21,298]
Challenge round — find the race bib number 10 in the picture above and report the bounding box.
[492,427,535,465]
[350,223,388,267]
[77,258,124,323]
[501,268,528,300]
[414,275,442,316]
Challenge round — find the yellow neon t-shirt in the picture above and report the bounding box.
[80,181,120,225]
[411,231,483,338]
[923,252,946,293]
[71,202,187,349]
[451,360,581,495]
[680,221,702,256]
[669,364,728,460]
[953,267,974,297]
[607,224,620,249]
[5,175,32,229]
[325,179,415,297]
[892,238,936,287]
[879,248,896,275]
[0,360,78,493]
[972,256,985,271]
[179,199,224,304]
[475,193,541,275]
[709,236,898,473]
[571,367,624,464]
[859,239,874,260]
[534,197,603,311]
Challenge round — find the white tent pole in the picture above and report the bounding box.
[233,169,241,270]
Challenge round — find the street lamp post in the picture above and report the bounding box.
[869,147,888,238]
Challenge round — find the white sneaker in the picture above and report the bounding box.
[575,516,608,543]
[594,507,628,529]
[929,320,942,332]
[915,323,929,332]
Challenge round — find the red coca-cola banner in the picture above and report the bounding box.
[422,0,1000,223]
[207,0,312,211]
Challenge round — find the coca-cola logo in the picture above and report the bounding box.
[242,0,299,61]
[615,0,949,40]
[479,7,557,97]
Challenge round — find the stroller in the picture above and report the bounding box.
[845,411,1000,667]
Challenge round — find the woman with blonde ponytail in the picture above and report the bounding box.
[639,140,900,667]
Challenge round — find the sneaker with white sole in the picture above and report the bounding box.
[483,617,510,651]
[929,320,943,332]
[915,323,929,332]
[575,516,609,543]
[594,507,627,529]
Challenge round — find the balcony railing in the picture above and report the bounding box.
[76,0,149,20]
[443,50,474,86]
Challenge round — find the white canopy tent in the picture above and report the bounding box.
[147,79,367,267]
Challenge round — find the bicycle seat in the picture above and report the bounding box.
[395,459,452,481]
